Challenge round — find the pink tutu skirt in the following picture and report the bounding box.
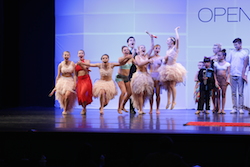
[93,79,118,101]
[158,63,187,83]
[55,76,76,112]
[130,71,154,109]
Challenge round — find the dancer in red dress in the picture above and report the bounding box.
[75,49,93,115]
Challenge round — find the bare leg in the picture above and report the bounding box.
[99,90,105,115]
[138,93,145,114]
[221,85,228,114]
[117,81,126,114]
[121,81,132,112]
[166,82,171,109]
[155,80,161,114]
[81,102,87,115]
[170,81,176,110]
[149,95,154,114]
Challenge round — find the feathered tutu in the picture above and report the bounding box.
[158,63,187,83]
[55,76,76,111]
[130,71,154,109]
[93,79,118,101]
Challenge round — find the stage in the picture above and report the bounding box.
[0,107,250,167]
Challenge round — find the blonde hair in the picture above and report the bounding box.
[214,43,222,51]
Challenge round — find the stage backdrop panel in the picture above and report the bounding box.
[55,0,250,110]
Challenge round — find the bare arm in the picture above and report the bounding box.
[135,56,152,67]
[77,61,100,68]
[174,26,180,50]
[146,31,154,57]
[118,54,132,65]
[55,63,62,84]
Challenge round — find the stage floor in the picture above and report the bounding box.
[1,107,250,135]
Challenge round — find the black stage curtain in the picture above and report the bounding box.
[0,0,55,109]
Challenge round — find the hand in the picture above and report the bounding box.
[243,75,247,83]
[175,26,180,31]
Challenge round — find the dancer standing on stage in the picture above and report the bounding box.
[226,38,248,114]
[158,26,187,110]
[75,49,93,115]
[77,54,120,115]
[194,61,204,104]
[115,46,133,114]
[195,57,216,115]
[130,32,155,114]
[49,51,77,114]
[210,44,221,113]
[127,36,137,114]
[214,49,230,114]
[148,44,163,114]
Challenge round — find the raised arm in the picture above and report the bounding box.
[145,31,154,56]
[174,26,180,50]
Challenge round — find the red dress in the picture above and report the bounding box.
[75,60,93,105]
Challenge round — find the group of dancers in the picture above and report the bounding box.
[49,27,188,115]
[50,28,250,116]
[194,38,250,115]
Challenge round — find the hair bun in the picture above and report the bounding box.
[222,49,226,52]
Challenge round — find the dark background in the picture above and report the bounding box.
[0,0,55,109]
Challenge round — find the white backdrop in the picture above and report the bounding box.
[55,0,250,110]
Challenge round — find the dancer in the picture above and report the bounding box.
[158,26,187,110]
[194,61,204,104]
[195,57,216,115]
[148,44,163,114]
[214,49,230,114]
[226,38,248,114]
[130,32,154,114]
[75,49,93,115]
[115,46,133,114]
[210,43,221,113]
[77,54,120,115]
[127,36,137,114]
[49,51,77,115]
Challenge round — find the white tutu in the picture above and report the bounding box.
[130,71,154,109]
[93,79,118,101]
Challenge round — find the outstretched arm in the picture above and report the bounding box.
[174,26,180,50]
[135,55,153,67]
[77,61,100,68]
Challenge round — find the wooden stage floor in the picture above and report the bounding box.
[0,107,250,135]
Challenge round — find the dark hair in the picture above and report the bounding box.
[121,46,128,51]
[127,36,135,43]
[220,49,227,57]
[233,38,242,44]
[78,49,85,54]
[101,54,109,60]
[170,37,176,45]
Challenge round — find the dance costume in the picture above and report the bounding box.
[55,61,76,112]
[115,62,132,83]
[158,47,187,86]
[131,57,154,109]
[149,56,162,81]
[93,64,118,101]
[75,60,93,106]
